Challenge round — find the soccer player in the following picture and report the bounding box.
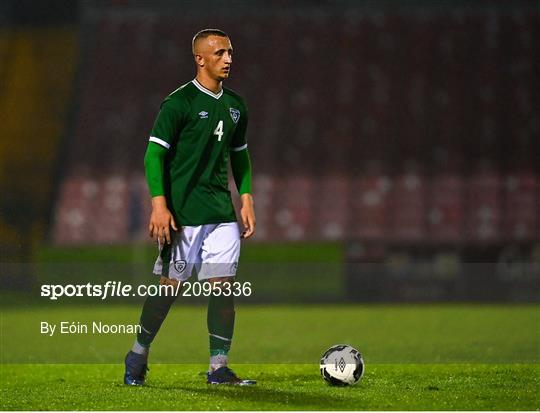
[124,29,256,386]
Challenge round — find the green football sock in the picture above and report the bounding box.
[136,291,178,348]
[207,292,235,356]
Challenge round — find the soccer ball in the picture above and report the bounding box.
[320,344,364,386]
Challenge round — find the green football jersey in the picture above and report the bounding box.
[149,79,248,226]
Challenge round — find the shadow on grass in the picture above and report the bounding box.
[146,375,353,409]
[185,386,345,409]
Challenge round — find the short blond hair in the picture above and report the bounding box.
[192,29,229,54]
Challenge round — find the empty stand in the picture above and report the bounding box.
[314,175,350,240]
[504,172,538,241]
[465,165,503,243]
[51,6,539,245]
[270,176,314,240]
[428,174,464,243]
[390,166,427,241]
[349,169,391,240]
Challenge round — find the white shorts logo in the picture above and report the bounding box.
[174,260,187,273]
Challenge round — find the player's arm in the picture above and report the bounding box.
[144,142,177,244]
[230,101,255,239]
[230,147,255,239]
[145,99,185,244]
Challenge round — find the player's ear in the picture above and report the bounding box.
[194,54,205,67]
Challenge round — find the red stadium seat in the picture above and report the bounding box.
[92,176,129,242]
[247,174,278,241]
[51,8,539,246]
[271,176,314,240]
[53,177,101,244]
[350,173,391,240]
[465,167,503,242]
[390,171,427,241]
[428,174,464,242]
[504,172,538,241]
[315,175,350,240]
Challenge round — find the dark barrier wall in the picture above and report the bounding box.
[346,241,540,302]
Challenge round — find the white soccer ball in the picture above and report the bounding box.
[319,344,364,386]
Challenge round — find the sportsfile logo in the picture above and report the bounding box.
[40,281,252,300]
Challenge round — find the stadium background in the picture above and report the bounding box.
[0,1,539,410]
[1,0,538,302]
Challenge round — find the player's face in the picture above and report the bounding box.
[197,36,233,81]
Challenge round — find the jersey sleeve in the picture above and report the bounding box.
[230,102,248,152]
[148,97,188,149]
[230,147,252,195]
[144,142,167,197]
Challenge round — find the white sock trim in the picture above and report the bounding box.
[209,354,228,372]
[209,333,232,342]
[132,340,149,356]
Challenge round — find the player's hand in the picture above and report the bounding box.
[239,193,256,239]
[148,196,178,245]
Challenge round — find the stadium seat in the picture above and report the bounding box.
[428,174,464,243]
[53,177,101,244]
[92,176,129,242]
[390,170,427,241]
[271,176,314,240]
[350,173,391,240]
[314,175,350,240]
[504,172,538,241]
[50,8,539,246]
[244,174,277,241]
[465,166,503,242]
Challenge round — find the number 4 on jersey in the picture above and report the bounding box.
[214,120,224,141]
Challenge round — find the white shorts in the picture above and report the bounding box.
[153,222,241,281]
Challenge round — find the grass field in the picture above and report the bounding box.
[2,363,538,410]
[1,303,539,410]
[1,243,539,409]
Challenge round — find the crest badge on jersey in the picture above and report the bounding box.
[229,108,240,124]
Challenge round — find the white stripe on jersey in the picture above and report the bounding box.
[230,143,248,152]
[149,136,171,149]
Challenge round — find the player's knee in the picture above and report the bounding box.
[208,276,235,286]
[159,275,180,286]
[159,276,181,296]
[219,308,235,322]
[207,277,236,301]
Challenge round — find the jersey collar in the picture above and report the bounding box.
[192,79,223,99]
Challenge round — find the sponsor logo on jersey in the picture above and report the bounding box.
[198,111,209,119]
[174,260,187,273]
[229,108,240,124]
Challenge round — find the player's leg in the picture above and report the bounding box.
[124,276,180,385]
[135,276,181,351]
[207,275,236,371]
[124,228,200,385]
[199,222,256,385]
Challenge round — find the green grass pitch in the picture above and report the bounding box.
[1,304,539,410]
[2,363,538,410]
